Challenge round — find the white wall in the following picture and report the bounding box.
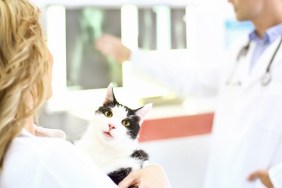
[31,0,228,7]
[141,135,211,188]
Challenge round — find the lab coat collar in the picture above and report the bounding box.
[242,36,282,87]
[249,23,282,45]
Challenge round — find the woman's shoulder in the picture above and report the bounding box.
[3,134,80,174]
[0,133,117,188]
[8,132,71,157]
[6,127,74,159]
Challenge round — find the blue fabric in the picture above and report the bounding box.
[248,23,282,71]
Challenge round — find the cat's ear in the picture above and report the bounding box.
[104,83,117,104]
[135,103,153,124]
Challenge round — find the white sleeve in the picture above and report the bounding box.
[35,147,118,188]
[129,49,224,97]
[34,142,117,188]
[269,164,282,188]
[0,138,118,188]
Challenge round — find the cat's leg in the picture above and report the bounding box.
[108,168,139,188]
[108,167,132,185]
[131,149,149,167]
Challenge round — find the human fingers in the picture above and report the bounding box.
[118,171,140,188]
[248,170,267,181]
[248,170,273,188]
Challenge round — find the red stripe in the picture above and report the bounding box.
[138,113,214,142]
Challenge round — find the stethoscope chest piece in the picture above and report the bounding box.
[261,73,271,86]
[232,36,282,87]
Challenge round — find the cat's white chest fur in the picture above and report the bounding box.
[76,122,141,173]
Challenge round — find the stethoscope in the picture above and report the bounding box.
[226,36,282,86]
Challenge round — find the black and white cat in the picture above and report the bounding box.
[76,83,151,186]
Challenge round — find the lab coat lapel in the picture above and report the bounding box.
[236,42,254,86]
[246,37,282,86]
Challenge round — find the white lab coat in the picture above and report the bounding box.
[129,36,282,187]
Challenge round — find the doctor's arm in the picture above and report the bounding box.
[95,34,223,97]
[95,34,131,63]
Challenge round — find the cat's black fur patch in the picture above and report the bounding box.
[131,149,149,167]
[107,150,149,186]
[108,150,149,187]
[108,167,132,185]
[108,167,138,188]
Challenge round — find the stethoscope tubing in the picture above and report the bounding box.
[230,36,282,86]
[266,36,282,73]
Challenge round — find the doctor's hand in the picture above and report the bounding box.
[95,34,131,64]
[118,164,171,188]
[248,169,274,188]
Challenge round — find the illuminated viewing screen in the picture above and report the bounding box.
[65,7,122,90]
[46,5,188,93]
[138,7,186,50]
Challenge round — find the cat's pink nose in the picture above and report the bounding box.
[109,123,116,130]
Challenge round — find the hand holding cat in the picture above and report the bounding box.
[118,164,171,188]
[248,169,273,188]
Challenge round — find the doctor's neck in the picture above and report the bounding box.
[251,2,282,38]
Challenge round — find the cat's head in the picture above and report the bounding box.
[93,83,152,146]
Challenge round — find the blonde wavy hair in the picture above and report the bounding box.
[0,0,50,169]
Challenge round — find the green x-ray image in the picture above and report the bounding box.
[171,8,187,49]
[138,8,157,50]
[65,7,122,90]
[138,7,187,50]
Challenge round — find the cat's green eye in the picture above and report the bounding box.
[104,110,113,118]
[122,120,130,127]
